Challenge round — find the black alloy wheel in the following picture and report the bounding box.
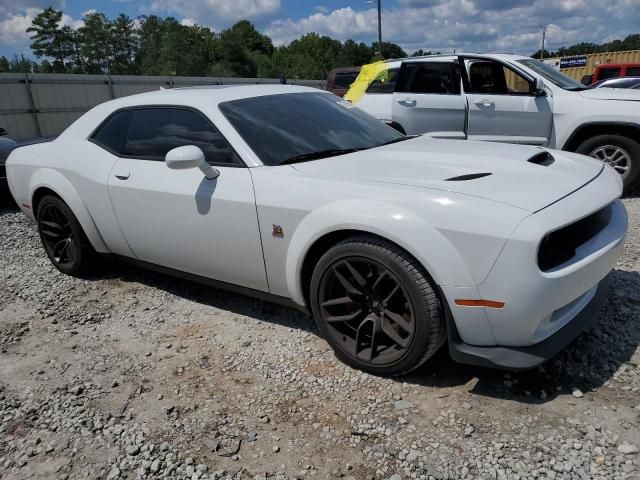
[37,195,92,276]
[318,257,415,365]
[310,236,445,376]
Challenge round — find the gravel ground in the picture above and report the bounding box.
[1,194,639,480]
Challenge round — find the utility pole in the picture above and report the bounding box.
[367,0,383,58]
[540,25,550,60]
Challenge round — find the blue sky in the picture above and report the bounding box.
[1,0,639,59]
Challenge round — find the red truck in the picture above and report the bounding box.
[582,63,640,85]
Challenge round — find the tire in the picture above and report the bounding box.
[309,235,445,376]
[576,134,640,194]
[36,195,94,276]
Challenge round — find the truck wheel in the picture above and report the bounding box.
[576,135,640,194]
[309,235,446,376]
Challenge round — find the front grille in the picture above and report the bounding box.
[538,204,613,272]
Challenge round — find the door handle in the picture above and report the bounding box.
[474,99,494,108]
[398,99,417,107]
[115,172,130,180]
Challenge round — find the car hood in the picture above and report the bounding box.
[578,88,640,101]
[292,137,604,213]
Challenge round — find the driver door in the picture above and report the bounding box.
[95,106,268,291]
[461,57,553,146]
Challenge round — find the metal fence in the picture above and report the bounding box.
[0,73,326,141]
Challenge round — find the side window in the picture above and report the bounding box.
[625,67,640,76]
[397,62,459,94]
[468,61,531,94]
[366,68,400,94]
[333,72,358,89]
[117,108,239,165]
[598,67,621,80]
[91,110,135,154]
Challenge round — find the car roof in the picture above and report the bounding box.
[57,85,330,141]
[596,77,640,86]
[382,52,529,65]
[99,84,326,109]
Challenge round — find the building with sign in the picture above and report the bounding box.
[544,49,640,82]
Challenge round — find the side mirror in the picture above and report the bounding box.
[533,77,546,96]
[0,128,8,136]
[165,145,220,180]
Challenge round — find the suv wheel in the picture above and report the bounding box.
[309,235,446,376]
[576,134,640,194]
[36,195,94,276]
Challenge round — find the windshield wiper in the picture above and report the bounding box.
[279,148,364,165]
[380,135,419,146]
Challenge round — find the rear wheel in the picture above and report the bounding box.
[576,134,640,194]
[36,195,93,276]
[309,235,445,376]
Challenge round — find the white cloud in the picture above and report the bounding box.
[147,0,280,27]
[0,6,82,52]
[0,7,39,46]
[267,0,640,55]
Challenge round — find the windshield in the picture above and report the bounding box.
[517,59,586,90]
[219,92,403,166]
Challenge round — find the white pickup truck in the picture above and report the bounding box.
[349,53,640,193]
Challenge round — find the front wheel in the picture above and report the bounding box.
[576,134,640,194]
[309,236,446,376]
[36,195,94,276]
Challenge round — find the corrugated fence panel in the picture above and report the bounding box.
[37,111,85,138]
[0,74,34,139]
[0,73,325,140]
[172,76,221,88]
[30,73,112,111]
[1,113,38,140]
[112,76,171,98]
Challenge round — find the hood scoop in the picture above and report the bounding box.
[446,172,492,181]
[528,152,555,166]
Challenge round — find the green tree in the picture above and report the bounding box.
[0,56,10,72]
[335,40,373,67]
[137,15,165,75]
[78,12,114,73]
[530,49,555,59]
[111,14,140,74]
[373,41,407,60]
[10,54,37,73]
[26,7,69,72]
[411,49,433,57]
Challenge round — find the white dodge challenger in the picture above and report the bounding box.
[6,85,628,375]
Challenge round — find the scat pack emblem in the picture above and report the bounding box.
[272,225,284,238]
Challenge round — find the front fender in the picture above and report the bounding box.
[28,168,109,253]
[285,199,475,306]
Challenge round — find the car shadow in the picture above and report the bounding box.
[403,269,640,404]
[91,258,639,405]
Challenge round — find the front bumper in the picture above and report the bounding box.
[447,275,609,370]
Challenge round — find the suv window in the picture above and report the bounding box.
[92,107,240,165]
[333,71,359,89]
[397,62,459,94]
[468,61,531,94]
[598,67,621,80]
[366,68,400,94]
[626,67,640,76]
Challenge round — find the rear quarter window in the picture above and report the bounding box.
[366,68,400,94]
